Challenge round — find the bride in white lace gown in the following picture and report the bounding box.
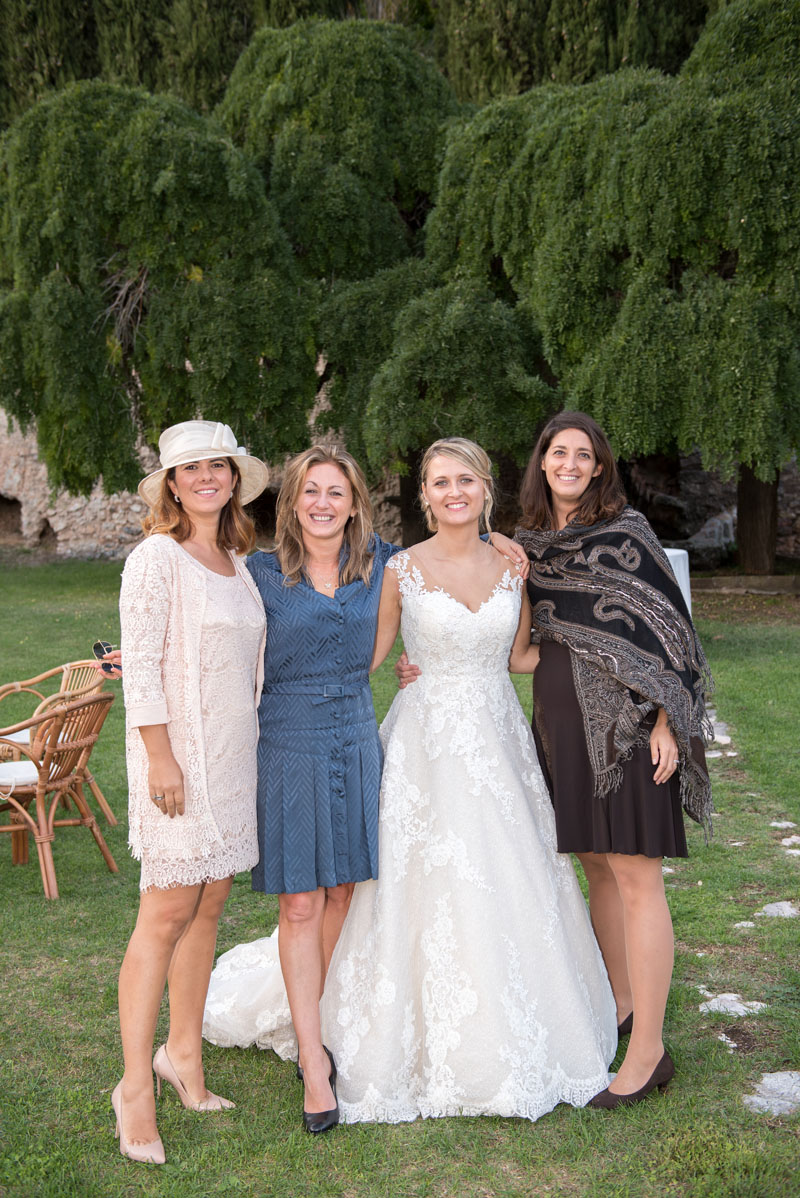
[204,438,616,1123]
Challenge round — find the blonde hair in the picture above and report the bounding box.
[419,437,495,532]
[273,445,375,586]
[142,459,257,555]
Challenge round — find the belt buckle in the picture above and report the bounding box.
[323,684,343,698]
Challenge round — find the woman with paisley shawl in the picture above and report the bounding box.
[514,411,713,1109]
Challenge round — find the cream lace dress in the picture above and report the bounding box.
[121,535,265,891]
[204,552,616,1121]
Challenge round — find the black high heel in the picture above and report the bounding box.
[588,1050,674,1109]
[617,1011,633,1037]
[302,1046,339,1134]
[296,1062,303,1082]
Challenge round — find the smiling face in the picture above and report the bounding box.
[541,427,602,522]
[294,462,356,546]
[422,454,487,529]
[169,457,234,522]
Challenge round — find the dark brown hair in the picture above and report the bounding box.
[142,459,257,555]
[519,411,626,530]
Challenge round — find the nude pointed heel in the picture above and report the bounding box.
[111,1083,165,1165]
[153,1044,235,1111]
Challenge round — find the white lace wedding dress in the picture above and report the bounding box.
[203,553,617,1122]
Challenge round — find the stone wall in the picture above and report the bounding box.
[0,411,402,557]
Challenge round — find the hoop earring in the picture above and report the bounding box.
[172,493,181,505]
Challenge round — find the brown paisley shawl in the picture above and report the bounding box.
[515,506,713,833]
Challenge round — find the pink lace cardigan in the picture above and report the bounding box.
[120,534,266,873]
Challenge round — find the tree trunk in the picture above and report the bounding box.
[399,450,427,547]
[736,465,778,575]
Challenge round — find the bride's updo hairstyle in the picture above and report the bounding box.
[419,437,496,533]
[519,411,626,531]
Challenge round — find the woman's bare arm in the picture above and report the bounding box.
[370,566,403,673]
[508,584,540,674]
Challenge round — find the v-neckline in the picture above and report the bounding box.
[406,551,512,615]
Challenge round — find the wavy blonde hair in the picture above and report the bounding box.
[142,459,257,555]
[274,445,375,586]
[419,437,495,533]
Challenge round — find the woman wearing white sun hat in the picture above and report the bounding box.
[111,420,268,1165]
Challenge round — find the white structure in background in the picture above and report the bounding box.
[664,546,692,614]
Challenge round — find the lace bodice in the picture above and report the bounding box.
[390,551,521,680]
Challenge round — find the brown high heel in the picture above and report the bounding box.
[588,1050,674,1109]
[153,1044,235,1111]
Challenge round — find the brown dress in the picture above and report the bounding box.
[532,639,688,859]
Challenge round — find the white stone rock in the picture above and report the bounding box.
[770,821,797,829]
[696,984,714,998]
[706,750,723,759]
[754,901,799,919]
[699,993,767,1016]
[729,841,746,847]
[662,865,675,874]
[714,733,732,746]
[734,921,756,929]
[718,1033,737,1052]
[784,849,800,857]
[696,951,707,957]
[725,751,738,757]
[743,1072,800,1116]
[780,835,800,846]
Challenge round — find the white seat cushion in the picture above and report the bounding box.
[1,729,28,743]
[0,760,39,788]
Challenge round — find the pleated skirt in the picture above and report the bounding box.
[252,689,382,894]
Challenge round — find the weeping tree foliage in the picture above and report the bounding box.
[414,0,800,567]
[0,0,101,126]
[216,20,460,281]
[0,81,317,495]
[430,0,716,102]
[0,0,349,127]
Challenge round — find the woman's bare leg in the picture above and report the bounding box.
[117,884,205,1144]
[577,852,632,1026]
[278,889,335,1113]
[605,853,673,1093]
[321,882,354,984]
[164,876,233,1101]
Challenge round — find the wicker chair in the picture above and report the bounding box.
[0,693,119,898]
[0,662,117,825]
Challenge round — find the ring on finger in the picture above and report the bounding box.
[152,793,165,805]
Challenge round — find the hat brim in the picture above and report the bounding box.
[138,455,270,508]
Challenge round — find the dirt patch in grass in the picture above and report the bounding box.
[693,591,800,626]
[714,1024,760,1054]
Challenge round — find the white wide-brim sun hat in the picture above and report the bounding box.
[138,421,270,507]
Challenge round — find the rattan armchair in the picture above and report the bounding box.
[0,692,119,898]
[0,662,117,825]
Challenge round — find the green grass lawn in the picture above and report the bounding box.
[0,561,798,1197]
